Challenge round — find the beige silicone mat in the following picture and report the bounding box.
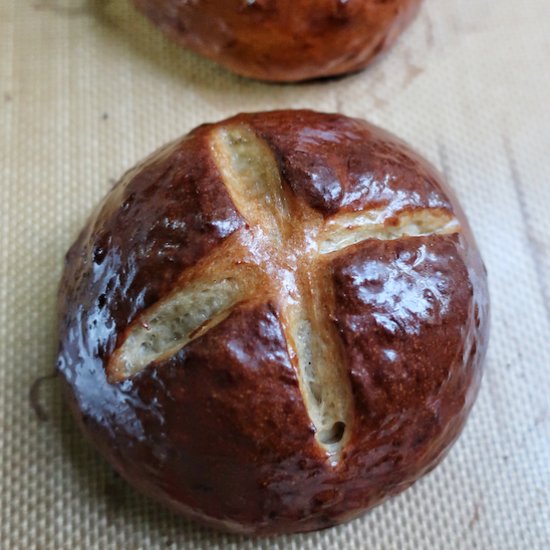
[1,1,549,548]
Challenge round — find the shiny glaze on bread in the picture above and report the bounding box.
[57,110,489,534]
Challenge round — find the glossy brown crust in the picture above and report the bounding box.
[132,0,422,82]
[57,110,489,534]
[249,110,453,214]
[330,235,483,491]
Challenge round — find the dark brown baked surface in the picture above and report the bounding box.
[132,0,422,82]
[57,110,489,534]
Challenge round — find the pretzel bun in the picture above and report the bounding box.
[132,0,422,82]
[57,110,489,534]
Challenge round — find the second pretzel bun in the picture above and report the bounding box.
[57,110,489,534]
[133,0,422,82]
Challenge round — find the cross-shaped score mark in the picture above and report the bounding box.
[108,124,461,458]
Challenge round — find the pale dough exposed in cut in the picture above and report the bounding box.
[109,124,461,459]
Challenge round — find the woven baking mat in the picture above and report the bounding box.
[1,0,549,548]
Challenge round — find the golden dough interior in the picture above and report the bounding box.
[110,277,246,380]
[210,125,290,243]
[319,208,461,255]
[109,123,462,461]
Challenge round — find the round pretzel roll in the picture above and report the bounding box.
[132,0,422,82]
[57,110,489,534]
